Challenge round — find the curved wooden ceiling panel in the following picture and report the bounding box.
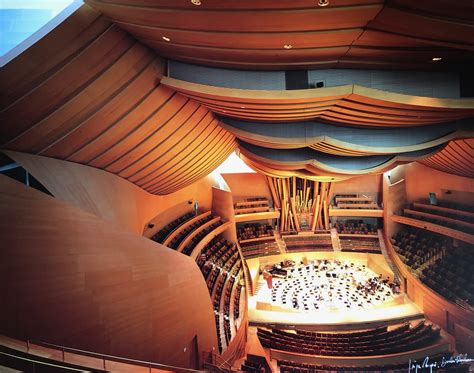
[220,119,474,155]
[85,0,474,69]
[419,139,474,178]
[162,77,474,125]
[0,4,236,195]
[239,141,442,176]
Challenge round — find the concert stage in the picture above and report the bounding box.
[246,252,424,330]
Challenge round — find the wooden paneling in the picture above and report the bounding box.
[162,77,474,125]
[402,163,474,206]
[0,175,218,368]
[420,139,474,178]
[84,0,473,70]
[0,4,237,196]
[384,235,474,347]
[4,151,221,236]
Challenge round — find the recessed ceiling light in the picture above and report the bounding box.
[284,44,293,49]
[240,106,245,109]
[432,57,442,61]
[191,0,201,5]
[318,0,329,6]
[162,36,171,42]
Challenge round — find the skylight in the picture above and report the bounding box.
[0,0,80,57]
[215,152,256,174]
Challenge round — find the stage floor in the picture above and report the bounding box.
[248,255,423,330]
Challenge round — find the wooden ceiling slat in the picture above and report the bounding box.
[117,105,209,178]
[99,97,196,171]
[419,140,474,178]
[86,1,382,32]
[0,8,110,108]
[9,43,154,153]
[0,26,134,145]
[41,59,165,158]
[0,4,239,195]
[129,113,217,184]
[163,77,474,126]
[84,0,473,69]
[144,126,232,191]
[152,133,237,194]
[67,86,176,163]
[115,21,364,50]
[368,6,474,48]
[92,0,382,9]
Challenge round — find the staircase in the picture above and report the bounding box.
[378,229,402,283]
[273,230,287,254]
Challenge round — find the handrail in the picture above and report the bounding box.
[22,338,209,373]
[0,351,90,372]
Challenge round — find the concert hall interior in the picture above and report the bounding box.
[1,1,474,372]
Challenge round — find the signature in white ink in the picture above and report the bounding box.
[409,354,473,372]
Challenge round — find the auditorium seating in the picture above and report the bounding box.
[240,241,281,259]
[257,321,441,356]
[167,213,215,250]
[235,198,271,215]
[402,203,474,235]
[238,223,273,241]
[277,354,470,372]
[151,211,194,243]
[283,235,333,252]
[335,220,377,235]
[340,237,381,254]
[195,236,244,352]
[238,223,279,258]
[181,219,224,256]
[393,227,474,306]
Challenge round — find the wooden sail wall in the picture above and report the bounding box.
[266,176,333,232]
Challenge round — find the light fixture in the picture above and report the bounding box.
[162,36,171,42]
[432,57,442,61]
[191,0,201,5]
[318,0,329,6]
[284,44,293,49]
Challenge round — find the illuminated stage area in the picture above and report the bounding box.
[247,252,423,330]
[270,260,394,312]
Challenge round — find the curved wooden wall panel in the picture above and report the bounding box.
[419,139,474,178]
[162,77,474,125]
[0,4,237,195]
[84,0,473,70]
[0,175,218,368]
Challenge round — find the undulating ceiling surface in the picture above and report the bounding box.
[419,139,474,178]
[0,4,237,195]
[162,77,474,125]
[163,77,474,180]
[1,2,473,192]
[84,0,474,70]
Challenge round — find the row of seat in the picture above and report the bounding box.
[392,227,474,306]
[237,223,273,241]
[277,353,470,373]
[167,214,215,249]
[257,321,440,356]
[334,220,377,235]
[151,211,194,244]
[403,209,474,235]
[340,237,381,254]
[181,219,223,255]
[240,241,281,259]
[284,235,333,253]
[234,197,271,215]
[195,236,244,352]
